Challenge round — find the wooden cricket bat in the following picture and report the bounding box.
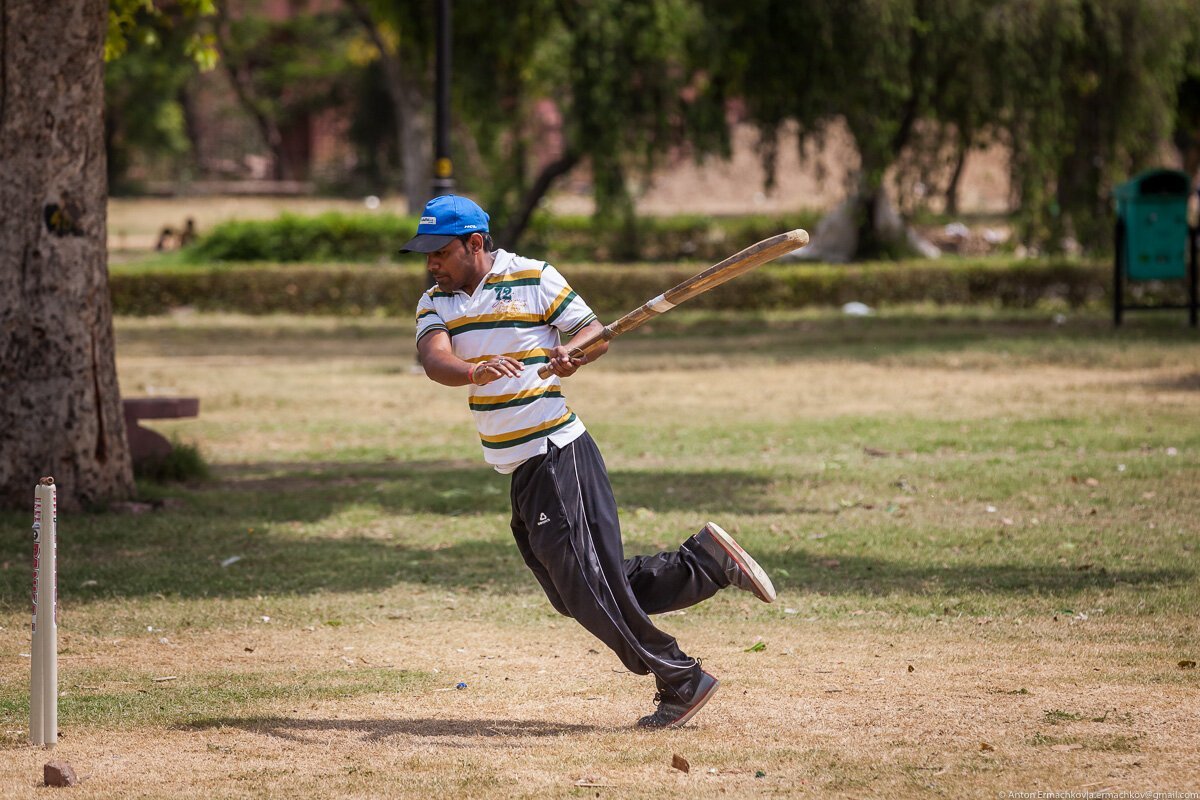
[537,228,809,378]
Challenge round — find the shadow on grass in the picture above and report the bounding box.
[760,550,1192,598]
[184,716,604,743]
[0,458,1190,608]
[202,459,785,516]
[0,460,782,607]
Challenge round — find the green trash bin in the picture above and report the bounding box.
[1112,169,1198,326]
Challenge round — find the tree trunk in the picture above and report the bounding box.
[0,0,134,510]
[213,8,285,181]
[396,77,430,213]
[944,140,968,217]
[346,0,431,213]
[495,150,580,250]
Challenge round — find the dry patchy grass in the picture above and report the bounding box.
[1,308,1197,798]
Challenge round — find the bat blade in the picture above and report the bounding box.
[538,228,809,378]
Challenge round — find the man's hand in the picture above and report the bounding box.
[546,346,588,378]
[472,355,525,385]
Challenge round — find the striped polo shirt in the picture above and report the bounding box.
[415,250,598,472]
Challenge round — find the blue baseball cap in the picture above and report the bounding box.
[399,195,490,253]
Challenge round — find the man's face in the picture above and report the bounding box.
[426,237,475,292]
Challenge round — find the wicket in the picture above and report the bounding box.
[31,476,58,747]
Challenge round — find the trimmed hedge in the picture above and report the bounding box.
[185,212,414,263]
[110,259,1119,318]
[184,211,823,264]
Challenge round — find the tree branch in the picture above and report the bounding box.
[496,149,581,250]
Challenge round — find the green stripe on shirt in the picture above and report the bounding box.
[469,387,563,412]
[449,319,546,336]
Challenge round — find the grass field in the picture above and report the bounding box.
[1,308,1198,798]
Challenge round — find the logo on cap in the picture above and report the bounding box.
[420,216,437,225]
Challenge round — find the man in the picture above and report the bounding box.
[405,195,777,728]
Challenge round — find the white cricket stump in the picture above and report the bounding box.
[31,477,58,747]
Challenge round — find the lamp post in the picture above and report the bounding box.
[432,0,454,198]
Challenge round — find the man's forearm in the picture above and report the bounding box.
[420,345,473,386]
[565,320,609,363]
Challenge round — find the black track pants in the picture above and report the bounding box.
[509,432,729,702]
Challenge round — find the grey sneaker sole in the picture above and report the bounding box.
[669,673,719,727]
[704,522,777,603]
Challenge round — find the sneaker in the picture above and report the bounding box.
[636,670,719,729]
[698,522,777,603]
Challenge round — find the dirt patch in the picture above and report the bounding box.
[2,619,1196,798]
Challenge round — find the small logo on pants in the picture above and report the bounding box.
[537,512,551,526]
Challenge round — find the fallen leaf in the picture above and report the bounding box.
[1085,477,1100,487]
[907,664,915,673]
[671,754,690,773]
[1179,660,1197,669]
[979,742,994,752]
[745,641,767,653]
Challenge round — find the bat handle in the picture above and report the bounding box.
[536,347,586,379]
[535,325,614,378]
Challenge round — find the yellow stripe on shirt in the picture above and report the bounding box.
[485,269,542,284]
[544,286,574,322]
[478,410,574,445]
[447,311,544,330]
[464,348,554,364]
[470,384,562,408]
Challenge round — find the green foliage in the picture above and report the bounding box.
[697,0,1200,255]
[109,258,1122,318]
[182,212,821,264]
[104,1,218,191]
[134,439,209,483]
[106,0,216,65]
[452,0,725,247]
[215,11,360,128]
[992,0,1197,250]
[185,212,417,263]
[521,212,824,263]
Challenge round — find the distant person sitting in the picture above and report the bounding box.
[155,218,198,251]
[179,217,197,247]
[155,226,175,251]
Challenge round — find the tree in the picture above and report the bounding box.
[982,0,1197,251]
[345,0,435,212]
[696,0,1005,259]
[105,4,214,191]
[0,0,212,511]
[212,6,358,182]
[701,0,1200,258]
[457,0,716,251]
[1,0,130,510]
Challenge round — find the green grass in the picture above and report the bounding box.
[0,668,426,730]
[0,307,1196,797]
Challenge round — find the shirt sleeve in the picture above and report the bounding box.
[539,264,596,336]
[415,292,448,343]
